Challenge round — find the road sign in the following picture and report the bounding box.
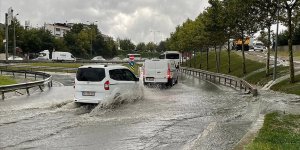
[129,61,135,66]
[129,55,134,61]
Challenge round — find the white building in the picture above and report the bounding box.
[44,23,71,38]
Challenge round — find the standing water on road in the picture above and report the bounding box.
[1,72,299,150]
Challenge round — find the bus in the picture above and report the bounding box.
[127,54,141,61]
[159,51,181,67]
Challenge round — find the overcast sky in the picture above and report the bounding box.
[0,0,209,44]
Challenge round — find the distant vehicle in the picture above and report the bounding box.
[233,37,252,51]
[34,50,76,62]
[143,59,178,86]
[8,56,23,60]
[91,56,106,61]
[74,65,141,104]
[127,54,142,61]
[159,51,181,67]
[253,42,266,52]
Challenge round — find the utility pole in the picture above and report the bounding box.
[5,13,9,61]
[13,13,19,60]
[87,21,98,58]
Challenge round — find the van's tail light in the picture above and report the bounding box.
[167,64,171,79]
[104,80,110,90]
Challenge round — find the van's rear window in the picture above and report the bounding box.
[166,54,179,59]
[76,68,105,82]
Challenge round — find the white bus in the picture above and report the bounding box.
[159,51,181,67]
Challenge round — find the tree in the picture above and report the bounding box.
[254,0,278,76]
[225,0,260,74]
[202,0,227,73]
[279,0,300,83]
[136,42,147,51]
[157,41,168,52]
[146,42,157,52]
[119,38,135,51]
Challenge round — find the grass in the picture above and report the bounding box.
[271,74,300,95]
[183,51,265,78]
[27,63,81,68]
[245,66,289,86]
[246,112,300,150]
[272,50,300,61]
[0,76,17,86]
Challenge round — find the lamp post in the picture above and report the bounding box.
[87,21,98,58]
[13,13,19,60]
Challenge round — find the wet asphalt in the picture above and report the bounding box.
[1,72,299,150]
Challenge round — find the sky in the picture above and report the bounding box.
[0,0,209,44]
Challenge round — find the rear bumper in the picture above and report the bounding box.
[74,99,101,104]
[144,78,168,83]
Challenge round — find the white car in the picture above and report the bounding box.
[143,59,179,86]
[74,65,142,104]
[253,42,265,52]
[8,56,23,60]
[91,56,106,61]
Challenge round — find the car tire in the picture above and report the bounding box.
[175,77,178,84]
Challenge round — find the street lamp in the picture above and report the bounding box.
[87,21,98,58]
[13,13,19,60]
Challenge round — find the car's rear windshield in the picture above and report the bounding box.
[166,54,179,59]
[76,68,105,82]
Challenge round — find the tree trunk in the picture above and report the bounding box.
[266,26,271,76]
[206,48,209,70]
[218,46,221,73]
[193,50,196,68]
[200,49,202,69]
[189,52,192,67]
[227,40,231,73]
[242,33,246,74]
[214,46,219,73]
[288,9,295,83]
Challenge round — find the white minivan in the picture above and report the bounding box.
[74,65,141,104]
[143,59,178,86]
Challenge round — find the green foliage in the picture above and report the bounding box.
[136,42,147,52]
[245,66,289,86]
[0,76,17,86]
[271,74,300,95]
[246,112,300,150]
[146,42,157,52]
[119,38,135,51]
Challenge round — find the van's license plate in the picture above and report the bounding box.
[82,91,95,96]
[146,77,154,81]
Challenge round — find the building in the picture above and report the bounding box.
[44,23,71,38]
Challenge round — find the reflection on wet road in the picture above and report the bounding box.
[1,72,297,150]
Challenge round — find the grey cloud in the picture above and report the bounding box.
[0,0,209,43]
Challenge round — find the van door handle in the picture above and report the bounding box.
[157,72,161,73]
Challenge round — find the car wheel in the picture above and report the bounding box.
[175,77,178,84]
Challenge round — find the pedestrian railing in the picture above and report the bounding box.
[180,67,258,96]
[0,69,53,100]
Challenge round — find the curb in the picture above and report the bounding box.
[233,114,265,150]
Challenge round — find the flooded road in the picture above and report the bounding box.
[1,72,297,150]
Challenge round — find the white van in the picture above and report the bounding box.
[143,59,178,86]
[34,50,76,61]
[74,65,140,104]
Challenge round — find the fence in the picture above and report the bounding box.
[180,67,258,96]
[0,69,53,100]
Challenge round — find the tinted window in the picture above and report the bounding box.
[166,54,179,59]
[109,69,136,81]
[76,68,105,82]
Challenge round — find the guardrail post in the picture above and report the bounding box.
[39,85,44,92]
[1,92,4,100]
[25,70,27,79]
[252,89,258,96]
[26,88,30,95]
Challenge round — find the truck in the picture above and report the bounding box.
[233,37,253,51]
[143,59,178,87]
[34,50,76,61]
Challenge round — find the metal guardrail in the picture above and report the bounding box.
[0,69,53,100]
[0,60,144,64]
[180,67,258,96]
